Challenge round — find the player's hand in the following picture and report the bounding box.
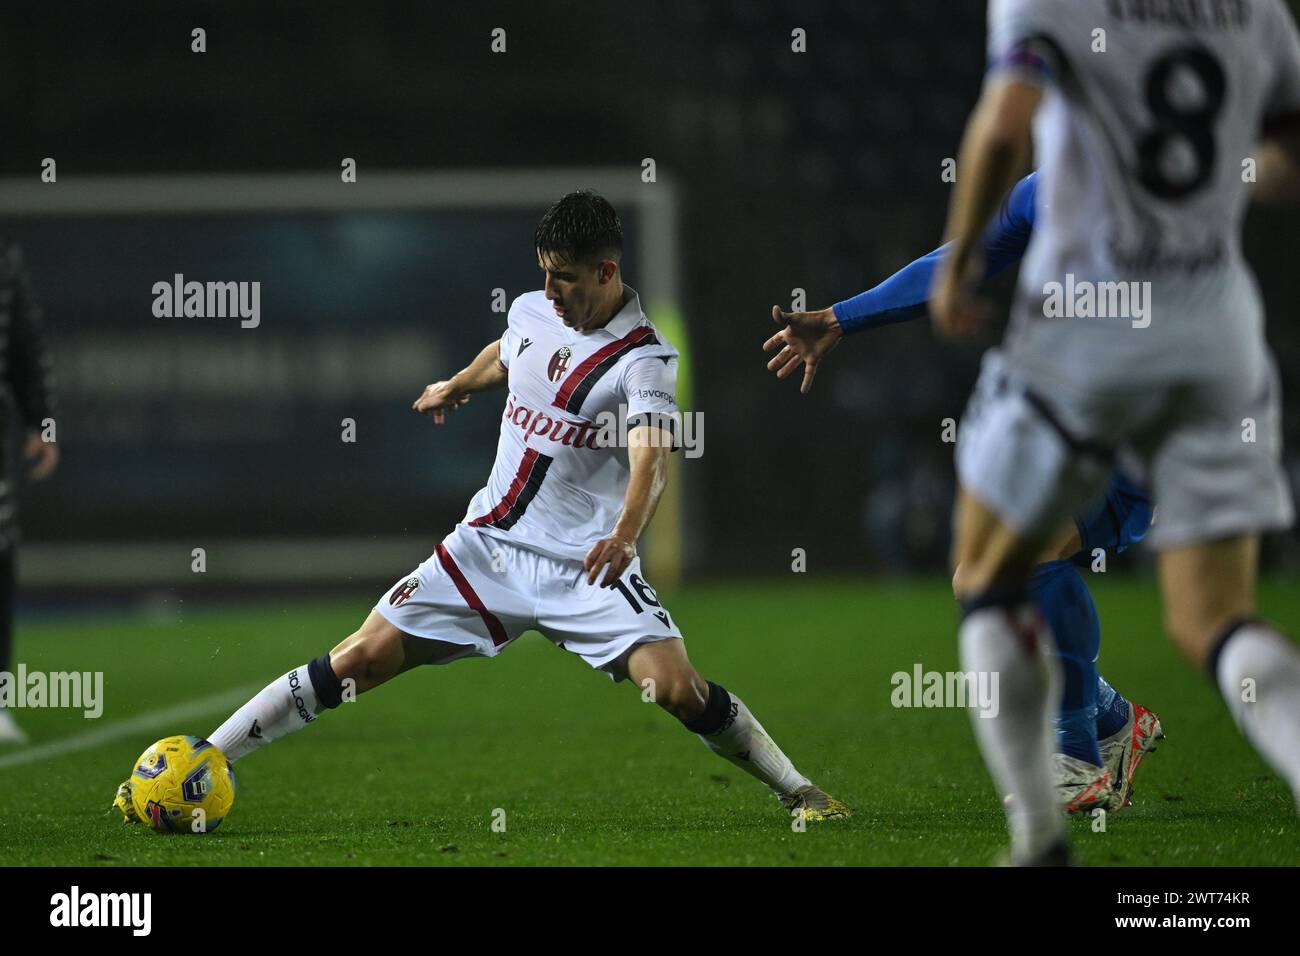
[412,379,471,424]
[583,534,637,588]
[24,432,59,481]
[763,305,842,394]
[929,248,990,339]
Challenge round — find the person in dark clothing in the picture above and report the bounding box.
[0,241,59,745]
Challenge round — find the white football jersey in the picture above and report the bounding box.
[460,287,680,562]
[989,0,1300,392]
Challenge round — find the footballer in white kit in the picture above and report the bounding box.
[115,190,849,826]
[377,285,687,671]
[931,0,1300,864]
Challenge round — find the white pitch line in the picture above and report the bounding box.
[0,684,259,770]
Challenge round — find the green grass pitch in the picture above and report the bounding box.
[2,577,1298,866]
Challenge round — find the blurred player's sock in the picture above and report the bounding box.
[687,682,811,797]
[1212,621,1300,797]
[1031,561,1103,765]
[1094,673,1130,739]
[960,596,1064,860]
[209,655,344,761]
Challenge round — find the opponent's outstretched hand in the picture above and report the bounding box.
[763,305,843,394]
[412,379,471,425]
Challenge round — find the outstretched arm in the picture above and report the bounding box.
[412,339,508,425]
[584,425,673,587]
[763,172,1037,393]
[835,173,1037,333]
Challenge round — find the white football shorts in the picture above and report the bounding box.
[956,349,1294,550]
[374,523,683,680]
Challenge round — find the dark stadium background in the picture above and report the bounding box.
[2,0,1299,594]
[5,0,1300,878]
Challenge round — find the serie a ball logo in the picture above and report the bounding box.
[130,735,237,833]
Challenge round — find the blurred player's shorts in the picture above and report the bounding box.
[375,523,683,681]
[956,349,1294,549]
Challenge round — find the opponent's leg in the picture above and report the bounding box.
[1094,674,1130,740]
[1031,562,1101,766]
[1027,478,1162,809]
[1160,535,1300,799]
[207,610,465,762]
[1039,568,1165,810]
[1027,560,1122,813]
[624,638,849,820]
[989,557,1158,812]
[953,487,1066,864]
[960,552,1114,812]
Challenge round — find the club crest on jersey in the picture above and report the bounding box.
[547,346,572,383]
[389,576,420,607]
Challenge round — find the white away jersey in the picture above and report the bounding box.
[988,0,1300,391]
[460,287,680,562]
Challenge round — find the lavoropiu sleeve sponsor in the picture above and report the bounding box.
[622,355,680,445]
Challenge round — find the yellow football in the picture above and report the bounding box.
[129,735,236,833]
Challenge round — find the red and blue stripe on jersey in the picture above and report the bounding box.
[468,446,554,531]
[470,322,660,532]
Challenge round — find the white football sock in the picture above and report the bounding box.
[960,603,1064,860]
[696,693,811,797]
[1215,624,1300,798]
[208,665,326,762]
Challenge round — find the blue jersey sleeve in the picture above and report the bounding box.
[832,172,1038,334]
[1071,471,1153,559]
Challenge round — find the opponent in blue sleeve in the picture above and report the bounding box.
[763,172,1164,812]
[832,172,1038,334]
[1027,472,1159,810]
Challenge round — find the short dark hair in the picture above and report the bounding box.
[534,189,623,266]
